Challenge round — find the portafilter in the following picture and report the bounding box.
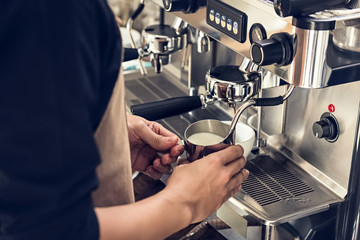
[131,65,292,121]
[126,0,188,75]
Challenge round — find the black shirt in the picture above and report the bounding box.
[0,0,121,239]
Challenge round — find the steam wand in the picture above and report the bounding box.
[126,0,147,75]
[223,85,295,145]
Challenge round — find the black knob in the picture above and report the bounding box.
[162,0,206,13]
[250,32,294,66]
[313,120,332,139]
[274,0,346,17]
[163,0,191,12]
[312,113,339,142]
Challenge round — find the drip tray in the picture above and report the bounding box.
[243,156,314,207]
[230,148,343,225]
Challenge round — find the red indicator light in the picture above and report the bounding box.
[328,104,335,113]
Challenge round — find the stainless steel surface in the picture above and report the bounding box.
[153,0,292,59]
[227,85,294,146]
[152,0,360,88]
[281,85,295,101]
[243,156,314,206]
[183,119,230,161]
[124,69,233,138]
[152,53,169,73]
[172,17,188,30]
[333,25,360,52]
[238,57,281,89]
[229,148,342,225]
[124,67,360,239]
[196,31,211,53]
[217,203,249,239]
[205,67,260,105]
[259,85,289,137]
[256,89,263,148]
[131,1,360,238]
[311,8,360,21]
[153,0,295,83]
[140,23,187,73]
[186,29,214,91]
[127,17,147,75]
[262,225,274,240]
[218,201,302,240]
[127,6,189,75]
[142,25,187,55]
[312,9,360,52]
[289,29,331,88]
[280,82,360,196]
[227,100,256,144]
[335,101,360,240]
[268,136,347,198]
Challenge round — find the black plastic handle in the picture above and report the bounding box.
[123,48,139,62]
[254,96,284,106]
[131,96,202,121]
[130,3,145,20]
[274,0,346,17]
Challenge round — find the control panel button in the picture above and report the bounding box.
[215,12,220,24]
[209,9,215,21]
[221,15,226,27]
[233,21,238,34]
[227,18,232,31]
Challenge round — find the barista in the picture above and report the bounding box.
[0,1,249,239]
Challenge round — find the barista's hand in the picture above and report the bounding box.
[127,115,184,179]
[164,145,249,224]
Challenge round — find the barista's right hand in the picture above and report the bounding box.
[163,145,249,224]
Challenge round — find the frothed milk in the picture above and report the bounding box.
[187,132,224,146]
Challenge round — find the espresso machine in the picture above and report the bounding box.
[125,0,360,239]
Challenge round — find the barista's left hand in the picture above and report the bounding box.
[127,115,184,179]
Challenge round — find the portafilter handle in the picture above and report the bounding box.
[131,95,208,121]
[273,0,347,17]
[123,48,140,62]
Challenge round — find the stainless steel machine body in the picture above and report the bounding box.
[146,0,360,239]
[153,0,360,88]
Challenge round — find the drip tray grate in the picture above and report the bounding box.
[242,155,314,206]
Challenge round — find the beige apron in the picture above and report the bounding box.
[92,68,135,207]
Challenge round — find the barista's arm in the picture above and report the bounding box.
[95,190,192,240]
[95,145,249,240]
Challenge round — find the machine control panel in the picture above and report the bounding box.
[206,0,247,43]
